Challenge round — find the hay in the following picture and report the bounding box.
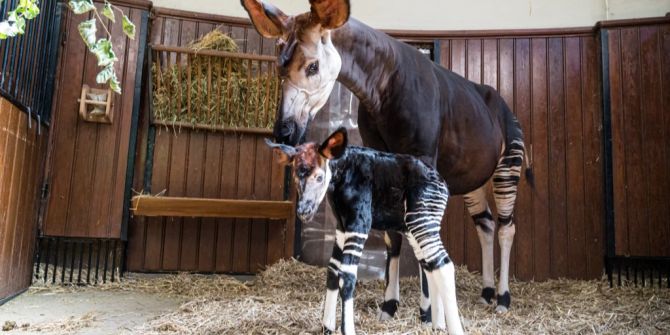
[26,259,670,334]
[152,30,279,130]
[25,312,97,334]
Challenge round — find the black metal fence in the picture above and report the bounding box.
[0,0,61,124]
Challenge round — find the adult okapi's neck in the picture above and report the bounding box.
[331,18,397,112]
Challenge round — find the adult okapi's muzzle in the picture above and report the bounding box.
[273,117,305,145]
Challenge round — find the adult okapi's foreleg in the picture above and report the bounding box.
[492,137,525,312]
[464,186,497,305]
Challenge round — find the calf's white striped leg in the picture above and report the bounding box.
[379,231,402,321]
[464,186,496,304]
[419,266,432,323]
[322,229,345,333]
[339,231,368,335]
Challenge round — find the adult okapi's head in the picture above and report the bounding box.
[266,128,347,221]
[242,0,350,145]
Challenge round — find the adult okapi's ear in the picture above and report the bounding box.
[265,138,297,165]
[319,127,348,159]
[309,0,350,29]
[240,0,289,38]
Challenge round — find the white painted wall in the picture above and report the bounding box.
[153,0,670,30]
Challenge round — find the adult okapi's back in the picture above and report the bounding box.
[242,0,531,315]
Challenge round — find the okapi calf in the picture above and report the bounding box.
[267,128,464,335]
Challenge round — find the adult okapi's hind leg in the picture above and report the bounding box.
[492,136,525,312]
[463,186,497,305]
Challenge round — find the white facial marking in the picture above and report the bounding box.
[280,29,342,128]
[297,163,332,221]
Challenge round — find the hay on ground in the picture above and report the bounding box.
[28,259,670,334]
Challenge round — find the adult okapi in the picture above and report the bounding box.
[242,0,531,324]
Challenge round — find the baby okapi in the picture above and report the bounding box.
[267,128,464,335]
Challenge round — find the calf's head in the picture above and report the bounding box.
[266,127,348,222]
[241,0,350,145]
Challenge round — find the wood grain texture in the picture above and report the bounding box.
[0,98,47,301]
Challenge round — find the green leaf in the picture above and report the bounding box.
[91,38,118,67]
[77,19,97,48]
[102,2,115,23]
[121,14,135,40]
[96,64,114,83]
[19,0,40,19]
[109,73,121,93]
[68,0,95,15]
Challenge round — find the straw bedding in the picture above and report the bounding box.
[27,259,670,334]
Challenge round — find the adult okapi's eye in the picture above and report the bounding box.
[315,175,323,183]
[306,61,319,76]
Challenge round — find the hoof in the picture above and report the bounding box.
[495,305,509,313]
[377,310,393,321]
[480,287,495,305]
[419,307,432,323]
[496,291,511,313]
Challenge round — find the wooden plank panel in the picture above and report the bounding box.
[547,37,568,278]
[530,38,550,281]
[620,27,648,256]
[180,131,205,270]
[607,29,629,255]
[482,39,498,89]
[162,133,187,270]
[43,14,88,236]
[513,38,533,280]
[267,159,287,264]
[143,130,170,270]
[450,39,466,77]
[564,36,587,279]
[0,103,21,296]
[639,26,665,256]
[198,133,224,271]
[232,136,255,273]
[660,24,670,257]
[0,99,12,290]
[6,112,28,292]
[581,35,604,278]
[250,137,270,272]
[215,134,238,272]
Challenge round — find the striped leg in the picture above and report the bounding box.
[379,231,402,321]
[464,186,496,304]
[404,179,463,334]
[492,138,524,313]
[339,231,368,335]
[419,266,432,323]
[322,229,345,333]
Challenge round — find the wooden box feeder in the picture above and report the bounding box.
[78,84,113,124]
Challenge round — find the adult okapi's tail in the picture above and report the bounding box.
[524,145,535,188]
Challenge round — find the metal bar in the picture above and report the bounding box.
[37,1,62,123]
[94,239,101,284]
[121,10,149,241]
[151,44,277,62]
[77,242,84,285]
[43,238,51,283]
[52,238,60,284]
[35,238,43,279]
[103,240,110,284]
[111,240,117,282]
[86,241,93,284]
[599,29,616,260]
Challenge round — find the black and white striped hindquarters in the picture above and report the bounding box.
[493,138,525,225]
[404,175,450,271]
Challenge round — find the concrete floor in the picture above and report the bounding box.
[0,289,182,334]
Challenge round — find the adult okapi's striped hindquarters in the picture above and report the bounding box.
[463,112,527,313]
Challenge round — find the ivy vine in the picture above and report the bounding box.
[0,0,41,39]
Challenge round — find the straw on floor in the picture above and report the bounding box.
[29,258,670,334]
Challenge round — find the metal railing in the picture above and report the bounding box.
[0,0,62,124]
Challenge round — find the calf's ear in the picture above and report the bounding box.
[265,138,296,165]
[319,127,347,159]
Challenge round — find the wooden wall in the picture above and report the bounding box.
[125,8,290,273]
[604,18,670,258]
[42,0,149,238]
[432,31,605,281]
[0,98,47,301]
